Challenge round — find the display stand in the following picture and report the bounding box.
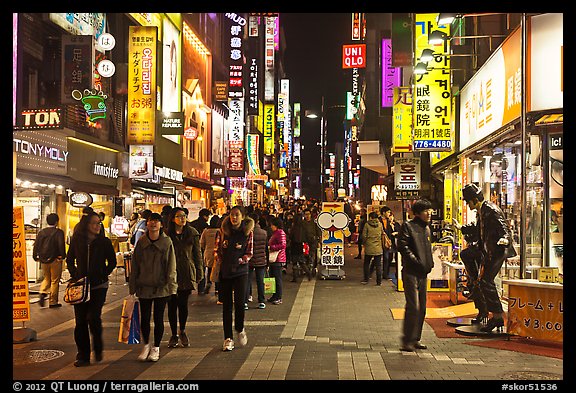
[319,266,345,280]
[455,323,508,337]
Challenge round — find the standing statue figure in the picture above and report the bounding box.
[453,183,517,333]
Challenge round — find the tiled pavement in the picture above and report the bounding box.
[13,245,565,385]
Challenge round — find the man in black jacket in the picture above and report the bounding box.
[397,199,434,352]
[453,183,516,333]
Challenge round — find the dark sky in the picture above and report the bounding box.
[281,13,352,198]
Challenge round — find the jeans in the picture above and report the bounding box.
[168,289,192,335]
[219,274,248,339]
[246,266,266,303]
[291,253,311,281]
[268,263,284,300]
[401,272,428,345]
[364,254,382,284]
[382,250,392,280]
[73,287,107,361]
[139,296,169,347]
[479,247,507,313]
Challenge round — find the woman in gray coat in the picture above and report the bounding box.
[129,213,177,362]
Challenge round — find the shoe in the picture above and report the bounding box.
[272,299,282,305]
[307,271,312,281]
[168,335,179,348]
[248,295,253,302]
[203,283,212,295]
[258,302,266,309]
[375,283,381,286]
[39,293,47,307]
[400,343,415,352]
[138,344,151,362]
[94,352,103,362]
[267,297,277,303]
[414,341,427,349]
[244,303,249,310]
[361,281,368,285]
[480,317,505,333]
[74,359,90,367]
[179,331,189,347]
[148,347,160,362]
[354,255,362,259]
[471,312,488,324]
[223,338,234,351]
[49,303,62,308]
[216,300,223,305]
[237,329,248,347]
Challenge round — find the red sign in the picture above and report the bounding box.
[342,44,366,69]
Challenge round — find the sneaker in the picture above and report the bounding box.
[272,299,282,305]
[248,295,253,302]
[243,303,249,310]
[237,329,248,347]
[148,346,160,362]
[168,335,179,348]
[49,303,62,308]
[138,344,151,361]
[414,341,427,349]
[39,293,47,307]
[266,297,277,303]
[216,300,223,305]
[258,302,266,309]
[179,331,189,347]
[361,280,368,285]
[73,359,90,367]
[223,338,234,351]
[400,343,415,352]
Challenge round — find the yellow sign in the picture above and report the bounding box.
[263,104,275,155]
[413,14,451,151]
[316,202,352,266]
[392,87,413,153]
[13,206,31,322]
[507,284,563,342]
[127,26,158,145]
[443,172,453,222]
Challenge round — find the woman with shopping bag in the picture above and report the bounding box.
[267,217,287,305]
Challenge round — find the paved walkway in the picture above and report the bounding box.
[13,245,565,385]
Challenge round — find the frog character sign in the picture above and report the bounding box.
[315,202,351,278]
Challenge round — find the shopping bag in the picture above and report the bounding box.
[118,295,139,344]
[128,300,141,344]
[264,277,276,294]
[63,276,90,304]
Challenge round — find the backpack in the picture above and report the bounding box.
[37,229,58,263]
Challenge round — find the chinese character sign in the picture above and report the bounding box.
[61,35,94,105]
[392,87,413,153]
[394,157,421,191]
[316,202,352,267]
[13,206,31,322]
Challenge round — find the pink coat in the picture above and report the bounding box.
[268,229,287,264]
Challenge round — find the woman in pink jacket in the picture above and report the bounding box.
[267,216,286,304]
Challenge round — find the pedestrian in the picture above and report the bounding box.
[165,207,204,348]
[211,205,254,351]
[200,215,222,300]
[452,183,517,332]
[132,209,152,246]
[361,211,385,286]
[33,213,66,308]
[354,208,367,259]
[66,211,117,366]
[97,211,107,237]
[288,213,312,283]
[160,205,173,230]
[302,208,322,276]
[127,212,139,237]
[397,199,434,352]
[245,212,268,310]
[388,212,401,279]
[129,212,177,362]
[379,206,394,281]
[267,216,287,305]
[190,208,211,236]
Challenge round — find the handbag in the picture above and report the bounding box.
[269,249,280,263]
[382,232,392,250]
[118,295,141,344]
[64,276,90,304]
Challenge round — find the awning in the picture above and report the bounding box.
[184,176,213,190]
[535,113,563,126]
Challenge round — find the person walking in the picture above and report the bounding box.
[66,211,117,366]
[129,213,177,362]
[302,208,322,276]
[190,208,211,236]
[453,183,517,332]
[33,213,66,308]
[388,212,401,280]
[160,205,173,230]
[354,208,367,259]
[211,206,254,351]
[245,212,268,309]
[267,216,287,305]
[132,209,152,246]
[361,211,385,286]
[379,206,394,281]
[165,207,204,348]
[397,199,434,352]
[288,213,312,283]
[200,215,222,300]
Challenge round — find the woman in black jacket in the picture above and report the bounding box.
[165,207,204,348]
[66,211,117,367]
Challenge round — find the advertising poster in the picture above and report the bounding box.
[162,17,181,113]
[129,145,154,179]
[13,206,31,322]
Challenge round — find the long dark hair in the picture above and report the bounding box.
[166,206,188,238]
[73,211,103,241]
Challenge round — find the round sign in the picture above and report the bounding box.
[69,192,93,208]
[98,33,116,51]
[97,60,116,78]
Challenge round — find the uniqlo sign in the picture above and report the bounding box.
[342,44,366,69]
[394,157,421,190]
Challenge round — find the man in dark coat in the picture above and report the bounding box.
[190,208,211,236]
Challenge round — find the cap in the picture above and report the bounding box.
[462,183,483,202]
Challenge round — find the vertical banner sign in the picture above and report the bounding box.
[263,104,275,155]
[317,202,351,267]
[228,98,244,171]
[246,133,261,175]
[342,44,366,69]
[393,87,414,153]
[413,14,451,151]
[277,93,286,166]
[13,206,31,322]
[61,35,94,104]
[248,15,259,37]
[394,156,421,192]
[225,13,245,99]
[382,38,402,107]
[162,17,181,113]
[352,13,361,40]
[293,103,301,138]
[247,57,259,115]
[280,79,290,158]
[430,95,456,165]
[443,171,453,223]
[127,26,157,145]
[264,17,276,102]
